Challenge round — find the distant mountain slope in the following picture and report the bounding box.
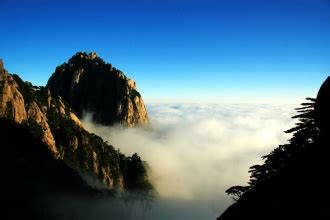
[46,52,149,127]
[0,59,152,192]
[218,77,330,219]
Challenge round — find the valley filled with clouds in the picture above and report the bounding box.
[82,103,297,219]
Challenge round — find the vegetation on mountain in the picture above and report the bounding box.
[219,79,330,219]
[225,98,318,200]
[0,118,99,219]
[0,60,153,196]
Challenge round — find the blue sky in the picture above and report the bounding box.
[0,0,329,103]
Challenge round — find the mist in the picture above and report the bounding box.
[81,103,297,219]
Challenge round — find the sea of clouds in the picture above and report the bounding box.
[82,103,297,220]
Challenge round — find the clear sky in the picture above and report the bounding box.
[0,0,329,103]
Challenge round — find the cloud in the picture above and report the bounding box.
[82,103,296,219]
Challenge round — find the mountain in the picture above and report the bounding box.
[0,118,100,219]
[217,77,330,219]
[0,59,152,192]
[0,59,58,157]
[46,52,149,127]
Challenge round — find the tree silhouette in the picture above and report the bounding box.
[226,98,319,200]
[225,186,250,201]
[121,153,155,220]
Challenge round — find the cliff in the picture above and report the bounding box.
[0,118,100,219]
[218,77,330,219]
[0,59,152,191]
[0,60,58,156]
[46,52,149,127]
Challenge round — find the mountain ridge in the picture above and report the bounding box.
[46,52,149,127]
[0,58,152,192]
[0,117,103,219]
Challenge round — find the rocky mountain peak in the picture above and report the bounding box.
[0,60,152,190]
[1,57,154,218]
[0,61,27,124]
[46,52,149,127]
[0,61,58,157]
[71,51,99,61]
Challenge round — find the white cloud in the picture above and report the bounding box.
[82,103,297,219]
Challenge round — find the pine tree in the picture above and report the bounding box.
[226,98,320,200]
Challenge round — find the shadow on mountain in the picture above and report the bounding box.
[46,52,149,127]
[0,118,103,219]
[0,58,155,220]
[218,77,330,219]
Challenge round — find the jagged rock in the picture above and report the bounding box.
[27,101,58,157]
[91,150,99,174]
[101,166,114,188]
[0,58,152,195]
[0,118,101,220]
[0,61,27,123]
[0,61,120,187]
[0,61,59,157]
[46,52,149,127]
[69,112,84,128]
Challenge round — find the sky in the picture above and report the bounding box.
[0,0,329,103]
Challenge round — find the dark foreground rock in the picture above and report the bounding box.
[218,77,330,219]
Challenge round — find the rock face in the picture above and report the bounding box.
[0,60,152,191]
[0,59,27,124]
[46,52,149,127]
[0,59,58,157]
[0,118,99,220]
